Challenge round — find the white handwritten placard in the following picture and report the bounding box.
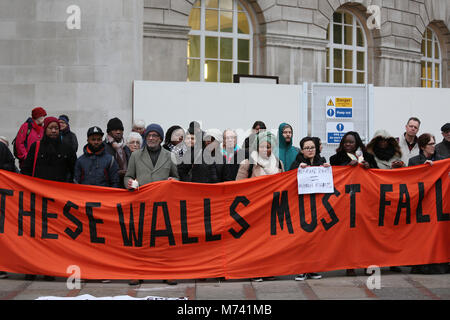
[297,167,334,195]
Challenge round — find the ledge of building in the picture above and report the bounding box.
[143,23,190,40]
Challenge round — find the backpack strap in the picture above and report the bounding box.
[24,121,32,150]
[32,141,40,177]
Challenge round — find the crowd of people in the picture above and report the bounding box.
[0,107,449,283]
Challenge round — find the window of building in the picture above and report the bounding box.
[326,11,367,84]
[421,27,442,88]
[187,0,253,82]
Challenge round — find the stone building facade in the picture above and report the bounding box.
[144,0,449,86]
[0,0,449,147]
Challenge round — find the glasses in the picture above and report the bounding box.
[147,134,160,139]
[303,147,316,151]
[129,141,140,145]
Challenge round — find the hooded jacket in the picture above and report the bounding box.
[15,118,44,164]
[278,123,299,171]
[74,143,120,188]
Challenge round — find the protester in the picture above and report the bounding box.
[435,123,450,159]
[408,133,444,166]
[278,123,299,171]
[22,117,77,182]
[0,137,16,173]
[397,117,421,164]
[236,131,283,181]
[124,123,179,286]
[222,129,245,181]
[0,136,9,147]
[15,107,47,170]
[21,116,77,281]
[290,136,329,281]
[132,119,146,137]
[311,137,327,163]
[329,131,378,277]
[366,130,404,169]
[242,121,266,159]
[236,131,283,282]
[329,131,378,169]
[162,125,187,162]
[58,115,78,154]
[408,132,448,274]
[366,130,405,273]
[126,132,143,153]
[105,117,131,187]
[290,137,330,170]
[178,128,224,183]
[74,126,120,188]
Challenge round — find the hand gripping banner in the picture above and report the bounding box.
[0,159,449,280]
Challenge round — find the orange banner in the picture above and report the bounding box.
[0,159,449,280]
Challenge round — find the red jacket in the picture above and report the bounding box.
[15,118,44,164]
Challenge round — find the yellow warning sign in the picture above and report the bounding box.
[327,99,335,107]
[335,98,352,108]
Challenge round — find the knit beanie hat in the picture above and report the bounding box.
[58,115,69,124]
[144,123,164,141]
[107,117,124,133]
[32,107,47,120]
[43,117,60,132]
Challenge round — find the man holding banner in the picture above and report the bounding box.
[124,123,179,285]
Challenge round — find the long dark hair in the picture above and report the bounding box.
[163,125,183,146]
[336,131,366,153]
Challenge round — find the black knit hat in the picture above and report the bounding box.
[441,123,450,133]
[107,117,124,133]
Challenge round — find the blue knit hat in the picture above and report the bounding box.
[144,123,164,141]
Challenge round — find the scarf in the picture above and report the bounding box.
[107,134,127,171]
[250,151,280,176]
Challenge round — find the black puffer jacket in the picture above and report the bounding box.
[290,153,327,170]
[0,142,16,172]
[22,136,77,182]
[177,147,225,183]
[329,150,378,168]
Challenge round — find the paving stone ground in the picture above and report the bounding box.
[0,267,448,301]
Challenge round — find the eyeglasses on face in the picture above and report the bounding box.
[303,147,316,151]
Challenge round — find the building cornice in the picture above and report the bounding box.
[143,23,191,40]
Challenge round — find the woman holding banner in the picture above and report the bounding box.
[330,131,378,277]
[290,137,330,281]
[236,131,284,181]
[236,131,284,282]
[408,133,444,167]
[290,137,330,170]
[21,116,77,281]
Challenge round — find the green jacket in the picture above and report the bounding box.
[124,146,179,187]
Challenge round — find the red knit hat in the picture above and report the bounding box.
[43,117,60,132]
[32,107,47,120]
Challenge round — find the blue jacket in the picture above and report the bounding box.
[74,143,120,188]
